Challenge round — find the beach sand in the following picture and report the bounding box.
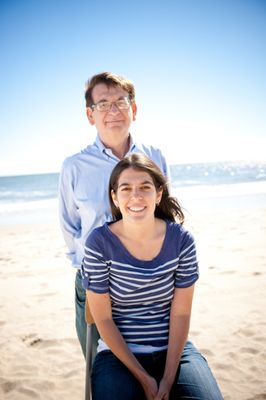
[0,205,265,399]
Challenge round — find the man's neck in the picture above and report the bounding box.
[101,134,131,160]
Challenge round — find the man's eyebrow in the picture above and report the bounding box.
[96,98,108,103]
[98,96,127,103]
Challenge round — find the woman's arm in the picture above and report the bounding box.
[155,285,195,400]
[86,290,158,400]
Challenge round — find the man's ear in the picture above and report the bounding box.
[131,102,137,121]
[86,107,95,126]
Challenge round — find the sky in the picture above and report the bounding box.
[1,0,266,176]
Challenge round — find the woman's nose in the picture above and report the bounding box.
[131,188,142,198]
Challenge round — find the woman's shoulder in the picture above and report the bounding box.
[85,223,109,248]
[166,220,195,242]
[166,220,186,233]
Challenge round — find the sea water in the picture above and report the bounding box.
[0,173,59,224]
[0,161,265,224]
[170,161,266,212]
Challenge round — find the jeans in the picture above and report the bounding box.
[92,342,223,400]
[75,270,99,359]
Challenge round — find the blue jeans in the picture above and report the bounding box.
[92,342,223,399]
[75,270,99,359]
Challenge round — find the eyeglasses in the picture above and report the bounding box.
[90,97,131,112]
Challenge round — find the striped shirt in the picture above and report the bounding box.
[82,220,199,348]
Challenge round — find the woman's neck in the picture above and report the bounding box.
[116,218,165,242]
[111,218,166,261]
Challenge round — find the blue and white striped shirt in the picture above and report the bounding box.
[82,220,199,348]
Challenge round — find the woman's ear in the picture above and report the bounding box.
[111,190,119,207]
[156,187,163,205]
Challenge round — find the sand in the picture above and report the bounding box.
[0,205,265,399]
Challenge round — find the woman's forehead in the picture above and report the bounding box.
[118,168,154,185]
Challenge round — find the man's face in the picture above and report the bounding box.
[86,83,137,141]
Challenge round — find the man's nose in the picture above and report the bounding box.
[109,102,120,112]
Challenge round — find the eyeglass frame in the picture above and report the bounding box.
[89,96,132,112]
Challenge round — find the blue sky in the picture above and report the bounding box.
[1,0,265,176]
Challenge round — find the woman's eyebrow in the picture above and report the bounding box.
[118,180,153,188]
[118,182,130,188]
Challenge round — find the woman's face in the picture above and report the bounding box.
[111,167,162,223]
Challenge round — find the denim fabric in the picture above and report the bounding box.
[91,341,223,400]
[75,270,99,359]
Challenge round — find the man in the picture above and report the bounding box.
[59,72,170,358]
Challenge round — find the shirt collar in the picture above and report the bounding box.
[94,133,136,157]
[94,135,107,153]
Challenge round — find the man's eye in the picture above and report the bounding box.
[98,102,109,108]
[116,100,126,106]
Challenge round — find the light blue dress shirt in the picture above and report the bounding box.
[58,134,170,268]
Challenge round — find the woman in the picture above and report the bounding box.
[82,153,223,400]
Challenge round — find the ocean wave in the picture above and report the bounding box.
[0,198,58,214]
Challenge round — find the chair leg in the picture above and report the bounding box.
[85,324,92,400]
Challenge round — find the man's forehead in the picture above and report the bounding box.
[92,83,128,101]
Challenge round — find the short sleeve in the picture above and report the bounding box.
[81,230,109,293]
[175,231,199,288]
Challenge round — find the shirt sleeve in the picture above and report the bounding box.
[175,231,199,288]
[163,155,172,195]
[81,231,109,293]
[151,147,172,194]
[58,160,81,266]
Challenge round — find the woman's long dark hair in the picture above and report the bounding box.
[108,153,184,223]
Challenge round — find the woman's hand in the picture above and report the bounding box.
[140,374,158,400]
[153,377,172,400]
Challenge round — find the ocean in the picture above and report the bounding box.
[0,161,266,224]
